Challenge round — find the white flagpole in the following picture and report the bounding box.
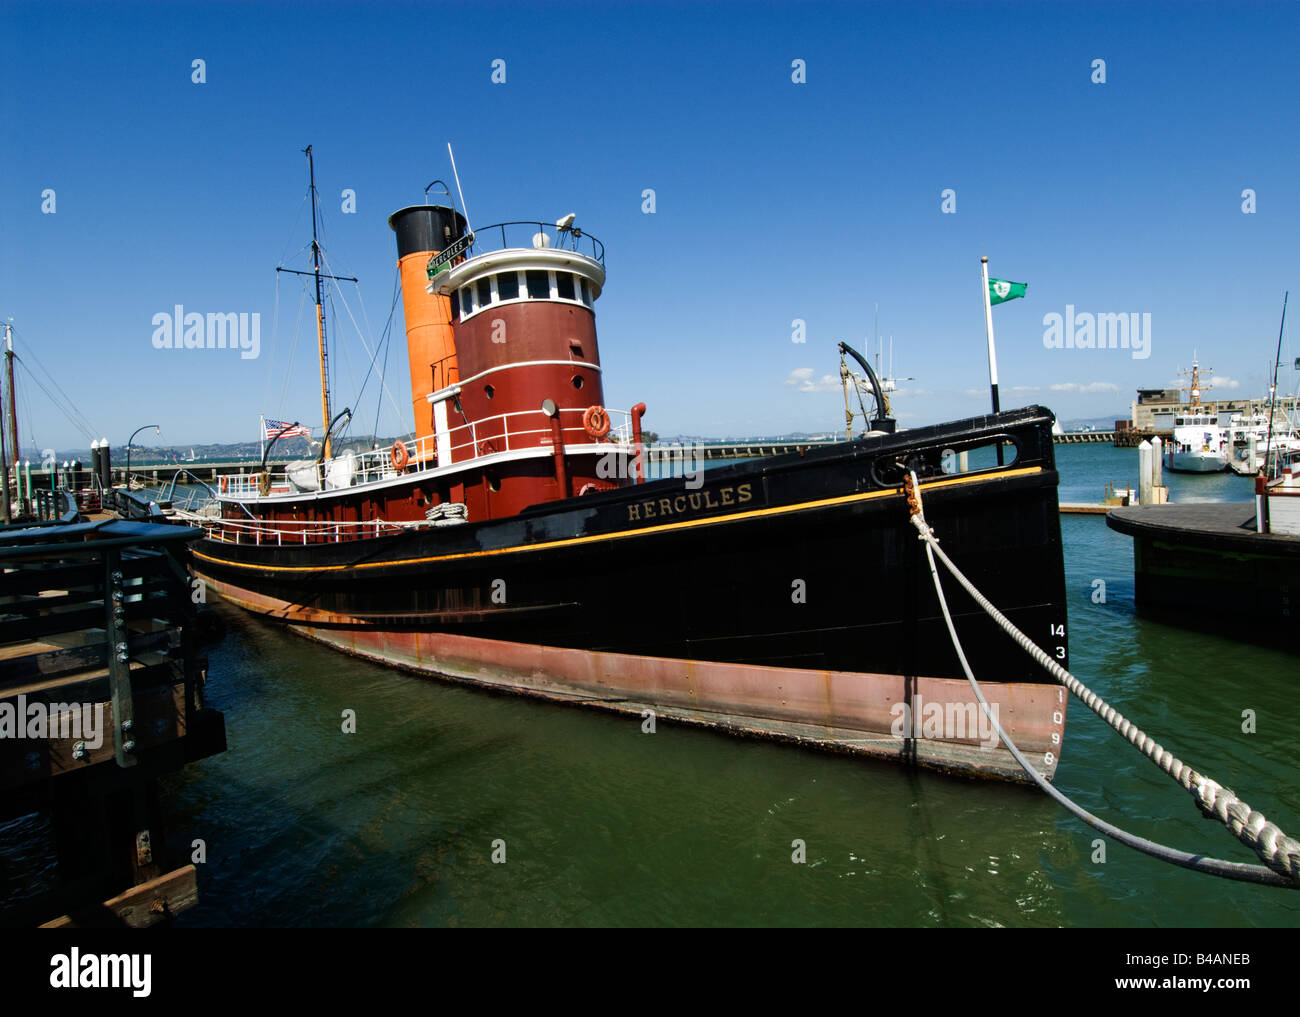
[981,255,1005,465]
[260,414,265,463]
[981,255,1000,414]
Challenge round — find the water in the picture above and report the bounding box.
[8,446,1297,926]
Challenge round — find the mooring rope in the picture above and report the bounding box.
[904,471,1300,888]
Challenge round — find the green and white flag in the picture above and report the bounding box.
[988,278,1027,305]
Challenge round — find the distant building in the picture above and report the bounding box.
[1129,389,1296,431]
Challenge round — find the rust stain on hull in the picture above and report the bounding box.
[199,572,1066,783]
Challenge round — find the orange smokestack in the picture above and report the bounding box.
[388,205,468,445]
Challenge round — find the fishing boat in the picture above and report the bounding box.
[188,149,1071,782]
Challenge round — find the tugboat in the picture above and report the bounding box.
[189,151,1071,782]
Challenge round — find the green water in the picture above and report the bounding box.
[109,447,1300,924]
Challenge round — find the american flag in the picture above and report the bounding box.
[264,419,312,440]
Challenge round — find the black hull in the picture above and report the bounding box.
[192,407,1070,685]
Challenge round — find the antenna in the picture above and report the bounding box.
[447,144,472,233]
[873,303,880,374]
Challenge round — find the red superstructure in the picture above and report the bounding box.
[217,208,644,537]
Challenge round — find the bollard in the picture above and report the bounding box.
[1150,435,1167,503]
[1138,440,1153,506]
[98,437,111,491]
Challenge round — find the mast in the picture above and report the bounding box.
[4,321,16,471]
[0,331,9,523]
[305,146,333,460]
[1263,292,1288,478]
[1179,356,1212,409]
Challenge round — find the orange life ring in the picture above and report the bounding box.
[218,475,228,494]
[583,404,611,440]
[391,441,410,471]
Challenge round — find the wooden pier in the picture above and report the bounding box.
[1107,502,1299,643]
[0,493,226,927]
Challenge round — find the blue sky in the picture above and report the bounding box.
[2,0,1298,451]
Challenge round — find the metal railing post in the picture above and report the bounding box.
[104,548,137,769]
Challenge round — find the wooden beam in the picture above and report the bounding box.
[39,864,199,928]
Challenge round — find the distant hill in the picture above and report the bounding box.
[1060,415,1128,431]
[40,435,403,466]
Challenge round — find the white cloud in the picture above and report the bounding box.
[1049,381,1120,393]
[1214,375,1242,390]
[784,367,840,393]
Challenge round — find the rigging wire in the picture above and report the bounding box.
[267,169,405,450]
[326,284,356,439]
[371,270,402,442]
[17,382,37,460]
[13,357,97,444]
[277,191,312,270]
[277,283,309,418]
[8,326,101,440]
[261,267,283,414]
[320,249,405,433]
[357,271,402,441]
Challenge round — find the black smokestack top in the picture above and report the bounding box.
[388,205,468,258]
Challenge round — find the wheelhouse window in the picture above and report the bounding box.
[460,269,593,317]
[526,270,550,299]
[496,271,520,302]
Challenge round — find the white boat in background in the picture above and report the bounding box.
[1168,412,1229,472]
[1227,407,1300,476]
[1166,359,1229,473]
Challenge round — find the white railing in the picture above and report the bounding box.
[217,406,638,500]
[200,515,443,546]
[218,474,295,499]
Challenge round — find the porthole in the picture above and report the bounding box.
[571,375,584,390]
[485,384,495,399]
